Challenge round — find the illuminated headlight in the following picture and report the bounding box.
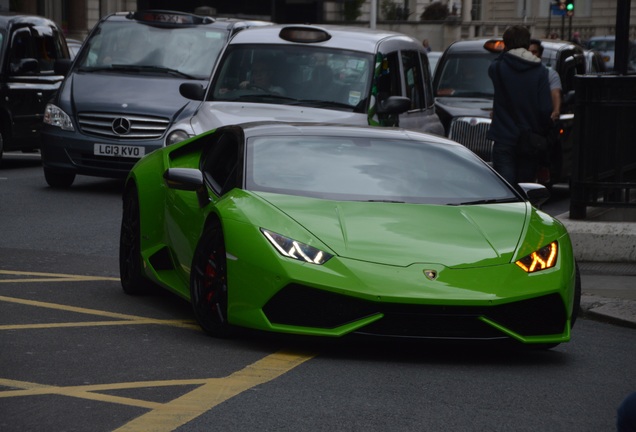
[166,129,191,146]
[261,229,333,265]
[43,104,74,131]
[516,241,558,273]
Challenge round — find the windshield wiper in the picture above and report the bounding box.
[293,100,353,110]
[364,199,405,203]
[449,198,519,206]
[103,64,198,78]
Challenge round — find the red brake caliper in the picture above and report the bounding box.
[204,254,217,305]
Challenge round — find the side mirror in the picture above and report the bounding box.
[163,168,210,207]
[180,82,206,101]
[518,182,551,208]
[376,96,411,115]
[11,58,39,74]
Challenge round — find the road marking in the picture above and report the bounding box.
[0,295,199,331]
[1,270,316,429]
[0,350,315,431]
[0,269,119,283]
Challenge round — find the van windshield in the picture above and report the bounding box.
[211,44,373,111]
[76,21,227,79]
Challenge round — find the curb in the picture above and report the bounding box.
[580,294,636,329]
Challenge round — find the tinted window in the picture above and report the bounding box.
[8,26,67,74]
[402,50,425,110]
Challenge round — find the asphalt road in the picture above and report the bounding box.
[1,152,635,432]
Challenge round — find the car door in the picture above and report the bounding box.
[4,24,68,147]
[373,46,443,136]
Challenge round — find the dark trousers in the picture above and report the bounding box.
[492,142,538,185]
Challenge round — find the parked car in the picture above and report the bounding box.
[427,50,442,75]
[586,35,616,70]
[40,10,271,187]
[164,24,444,145]
[583,49,608,74]
[66,38,83,59]
[0,13,70,165]
[120,121,580,346]
[432,38,586,185]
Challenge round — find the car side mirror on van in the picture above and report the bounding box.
[180,82,207,101]
[54,59,72,76]
[10,58,39,75]
[377,96,411,115]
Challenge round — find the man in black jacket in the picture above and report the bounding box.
[487,25,552,184]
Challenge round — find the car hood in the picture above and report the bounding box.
[435,96,493,118]
[257,193,532,268]
[190,102,366,133]
[68,72,203,117]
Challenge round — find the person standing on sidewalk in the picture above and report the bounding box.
[487,26,553,184]
[529,38,562,183]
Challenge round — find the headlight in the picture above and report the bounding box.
[43,104,74,131]
[515,241,558,273]
[261,229,333,265]
[166,129,191,146]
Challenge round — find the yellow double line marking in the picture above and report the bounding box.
[0,350,315,432]
[0,270,317,430]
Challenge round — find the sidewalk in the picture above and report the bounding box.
[558,210,636,329]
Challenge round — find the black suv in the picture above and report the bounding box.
[433,38,586,184]
[0,13,70,164]
[40,10,270,187]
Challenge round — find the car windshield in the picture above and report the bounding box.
[245,135,518,205]
[435,53,496,97]
[211,44,374,111]
[76,21,227,79]
[588,39,615,51]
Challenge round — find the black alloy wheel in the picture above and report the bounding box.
[190,219,233,338]
[119,185,154,295]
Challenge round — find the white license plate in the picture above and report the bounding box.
[94,144,145,158]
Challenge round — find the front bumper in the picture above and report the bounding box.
[40,127,164,179]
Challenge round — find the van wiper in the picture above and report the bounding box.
[294,100,353,110]
[109,64,198,79]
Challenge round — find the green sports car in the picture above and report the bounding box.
[119,122,580,346]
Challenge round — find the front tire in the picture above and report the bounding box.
[190,219,233,338]
[44,167,75,188]
[119,185,154,295]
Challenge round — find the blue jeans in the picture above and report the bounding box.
[492,142,538,185]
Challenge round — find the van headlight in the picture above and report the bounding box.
[43,104,74,131]
[166,129,191,146]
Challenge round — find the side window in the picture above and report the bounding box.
[9,27,36,74]
[202,134,239,194]
[377,52,402,99]
[401,50,425,110]
[420,52,434,108]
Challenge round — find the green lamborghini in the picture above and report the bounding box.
[119,122,580,346]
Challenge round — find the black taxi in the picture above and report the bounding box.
[0,13,70,165]
[433,38,586,185]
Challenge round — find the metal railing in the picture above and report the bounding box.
[569,75,636,219]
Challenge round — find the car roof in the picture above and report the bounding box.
[0,13,61,28]
[234,121,459,146]
[226,24,420,52]
[99,10,268,31]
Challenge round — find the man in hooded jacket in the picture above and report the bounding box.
[487,25,553,185]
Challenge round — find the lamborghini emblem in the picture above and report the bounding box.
[423,270,437,280]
